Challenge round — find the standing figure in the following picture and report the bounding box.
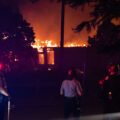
[60,68,83,120]
[99,63,120,113]
[0,67,9,120]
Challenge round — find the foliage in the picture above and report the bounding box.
[88,20,120,54]
[58,0,120,54]
[58,0,120,30]
[0,5,35,69]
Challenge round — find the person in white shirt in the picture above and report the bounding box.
[60,68,82,120]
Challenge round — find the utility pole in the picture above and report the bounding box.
[60,0,65,71]
[60,0,65,48]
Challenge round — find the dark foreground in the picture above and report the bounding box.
[4,70,119,120]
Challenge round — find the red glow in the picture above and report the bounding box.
[68,69,72,75]
[105,76,109,80]
[0,63,3,70]
[99,80,104,85]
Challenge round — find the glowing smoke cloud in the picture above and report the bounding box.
[20,0,94,46]
[1,0,95,46]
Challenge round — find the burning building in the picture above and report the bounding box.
[31,39,87,71]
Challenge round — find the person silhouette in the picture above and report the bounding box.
[60,68,83,120]
[99,63,120,113]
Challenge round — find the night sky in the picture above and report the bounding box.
[1,0,96,46]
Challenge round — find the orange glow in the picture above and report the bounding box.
[48,68,52,71]
[31,39,87,51]
[111,18,120,25]
[38,53,45,64]
[31,39,57,52]
[47,50,54,65]
[109,91,112,95]
[64,42,87,47]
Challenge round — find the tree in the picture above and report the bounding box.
[0,5,35,71]
[58,0,120,54]
[88,20,120,54]
[58,0,120,30]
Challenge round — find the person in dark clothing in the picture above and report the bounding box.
[99,63,120,114]
[60,68,83,120]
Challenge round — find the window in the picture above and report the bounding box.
[47,49,54,65]
[38,53,45,64]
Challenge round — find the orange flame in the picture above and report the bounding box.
[31,39,87,52]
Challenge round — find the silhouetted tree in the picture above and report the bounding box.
[0,5,35,70]
[58,0,120,54]
[88,20,120,54]
[58,0,120,30]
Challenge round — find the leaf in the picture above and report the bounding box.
[73,21,89,32]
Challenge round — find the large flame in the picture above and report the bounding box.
[31,39,87,52]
